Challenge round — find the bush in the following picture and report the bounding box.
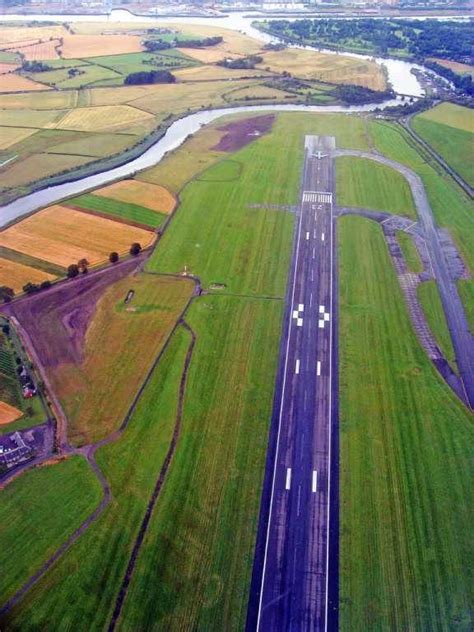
[23,282,40,294]
[0,286,14,303]
[40,280,52,290]
[124,70,176,85]
[109,251,119,264]
[67,264,80,278]
[130,242,142,256]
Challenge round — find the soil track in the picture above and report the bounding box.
[213,113,275,152]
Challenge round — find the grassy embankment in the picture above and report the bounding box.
[335,155,416,219]
[396,230,423,273]
[412,103,474,188]
[369,119,474,329]
[1,112,369,630]
[339,215,473,630]
[0,456,102,605]
[417,280,457,370]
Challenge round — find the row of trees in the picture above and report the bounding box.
[143,35,223,52]
[0,243,142,304]
[217,55,263,70]
[124,70,175,85]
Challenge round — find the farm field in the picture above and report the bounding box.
[335,155,416,218]
[0,205,155,268]
[94,180,176,214]
[368,120,474,276]
[0,456,102,605]
[8,271,194,446]
[0,127,37,151]
[53,105,154,132]
[0,257,55,293]
[417,280,457,369]
[338,215,473,630]
[0,74,49,92]
[70,194,167,229]
[0,400,21,425]
[257,48,386,90]
[396,230,423,273]
[427,58,474,75]
[412,106,474,187]
[0,153,95,190]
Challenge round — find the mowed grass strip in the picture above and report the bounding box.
[2,325,192,630]
[0,205,155,267]
[338,216,473,630]
[70,194,166,229]
[412,116,474,187]
[396,230,423,273]
[0,456,102,605]
[417,280,457,370]
[336,155,416,218]
[51,274,194,446]
[457,279,474,334]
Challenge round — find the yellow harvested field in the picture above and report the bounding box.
[85,84,161,106]
[166,22,264,56]
[419,102,474,133]
[0,25,66,45]
[230,84,291,100]
[0,206,155,267]
[0,256,55,293]
[0,90,79,110]
[176,47,241,64]
[0,401,22,425]
[0,126,37,150]
[258,49,386,90]
[428,57,474,75]
[52,105,153,132]
[0,63,19,74]
[60,34,143,59]
[95,180,176,214]
[19,40,61,61]
[0,154,94,189]
[0,74,50,93]
[174,64,271,81]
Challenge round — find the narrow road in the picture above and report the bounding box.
[334,150,474,409]
[247,136,339,631]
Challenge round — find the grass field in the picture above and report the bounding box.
[0,257,55,293]
[0,127,37,150]
[417,280,457,369]
[70,193,167,229]
[0,205,155,267]
[87,50,194,78]
[412,109,474,187]
[27,64,122,90]
[0,74,49,92]
[0,153,95,191]
[396,230,423,273]
[428,58,474,75]
[338,215,473,630]
[43,133,135,159]
[0,456,102,605]
[94,180,176,214]
[258,48,386,90]
[53,105,153,132]
[369,120,474,277]
[336,156,416,218]
[51,274,194,445]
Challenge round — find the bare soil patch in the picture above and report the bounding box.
[0,401,22,425]
[213,114,275,152]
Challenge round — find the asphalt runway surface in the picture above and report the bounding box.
[247,136,339,632]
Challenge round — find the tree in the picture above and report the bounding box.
[130,242,142,256]
[67,264,80,278]
[2,324,10,336]
[109,251,119,264]
[78,258,89,274]
[23,282,40,294]
[40,280,52,290]
[0,286,14,303]
[124,70,176,86]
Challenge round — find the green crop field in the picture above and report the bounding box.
[396,230,423,273]
[27,64,122,89]
[0,456,102,605]
[417,280,457,370]
[88,50,196,79]
[412,116,474,188]
[70,193,166,228]
[335,155,416,218]
[338,215,472,630]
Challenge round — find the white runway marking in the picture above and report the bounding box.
[312,247,316,259]
[319,305,325,314]
[295,359,300,375]
[309,293,313,307]
[318,320,325,329]
[297,318,303,327]
[302,191,333,204]
[324,313,330,322]
[299,303,304,312]
[313,229,317,239]
[321,232,325,242]
[317,361,321,376]
[285,468,292,490]
[312,470,318,493]
[0,155,17,169]
[306,232,310,240]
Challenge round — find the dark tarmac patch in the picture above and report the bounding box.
[213,114,275,152]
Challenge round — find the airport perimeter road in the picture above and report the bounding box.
[247,136,339,631]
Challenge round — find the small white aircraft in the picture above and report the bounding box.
[312,151,328,160]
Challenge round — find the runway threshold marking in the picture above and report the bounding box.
[285,468,292,490]
[312,470,318,493]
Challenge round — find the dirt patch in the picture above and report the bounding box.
[0,400,22,425]
[213,114,275,152]
[3,256,144,369]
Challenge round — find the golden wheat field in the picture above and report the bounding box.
[0,256,55,293]
[94,180,176,214]
[0,127,37,150]
[0,206,155,267]
[60,34,143,59]
[0,400,22,425]
[19,40,62,61]
[0,74,49,93]
[52,105,153,132]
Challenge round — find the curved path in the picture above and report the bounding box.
[334,150,474,408]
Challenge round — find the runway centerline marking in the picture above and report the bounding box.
[317,361,321,376]
[321,232,325,242]
[312,470,318,493]
[306,231,310,240]
[285,468,292,491]
[295,359,300,375]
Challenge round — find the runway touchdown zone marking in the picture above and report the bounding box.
[293,304,304,327]
[318,305,330,329]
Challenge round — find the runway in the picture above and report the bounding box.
[247,136,339,631]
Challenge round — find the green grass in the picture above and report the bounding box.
[396,230,423,273]
[0,456,102,605]
[369,120,474,276]
[412,117,474,188]
[339,215,472,630]
[417,280,457,370]
[0,246,66,277]
[197,159,242,181]
[336,155,416,218]
[70,193,166,228]
[457,279,474,334]
[88,50,195,82]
